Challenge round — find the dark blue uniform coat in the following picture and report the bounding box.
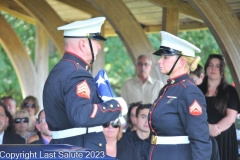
[148,74,212,160]
[43,53,121,150]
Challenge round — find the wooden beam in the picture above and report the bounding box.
[15,0,64,55]
[0,0,35,24]
[162,7,179,35]
[104,22,207,36]
[179,21,207,31]
[0,14,38,99]
[187,0,240,96]
[147,0,203,22]
[58,0,101,17]
[88,0,168,82]
[35,24,49,82]
[229,3,240,10]
[35,24,49,110]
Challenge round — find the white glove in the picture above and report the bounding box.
[113,97,128,116]
[101,96,112,102]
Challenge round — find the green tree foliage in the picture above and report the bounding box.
[0,12,61,105]
[104,37,135,96]
[0,12,35,105]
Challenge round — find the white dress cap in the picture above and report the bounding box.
[153,31,201,57]
[57,17,106,41]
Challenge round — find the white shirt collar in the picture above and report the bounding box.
[147,76,153,84]
[135,76,153,84]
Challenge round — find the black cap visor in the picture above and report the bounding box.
[64,32,107,41]
[88,33,106,41]
[153,46,182,56]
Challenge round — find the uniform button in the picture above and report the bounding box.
[117,104,120,107]
[171,80,175,84]
[99,143,102,147]
[110,104,113,108]
[86,66,88,70]
[76,63,79,65]
[149,121,151,124]
[149,111,152,114]
[103,107,106,109]
[183,80,185,82]
[160,96,162,98]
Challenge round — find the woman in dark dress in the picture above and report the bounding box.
[198,54,240,160]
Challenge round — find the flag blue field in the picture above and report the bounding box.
[94,70,114,101]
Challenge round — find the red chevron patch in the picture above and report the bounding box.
[189,100,202,116]
[76,80,90,99]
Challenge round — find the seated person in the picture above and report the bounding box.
[102,119,140,160]
[20,96,39,133]
[1,95,17,116]
[0,102,25,144]
[122,104,151,160]
[27,109,52,144]
[125,102,142,132]
[13,109,35,142]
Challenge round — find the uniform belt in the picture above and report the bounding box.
[151,135,190,145]
[51,126,103,139]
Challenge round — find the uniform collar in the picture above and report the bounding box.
[63,52,91,71]
[167,73,189,85]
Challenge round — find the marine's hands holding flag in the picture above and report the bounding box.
[94,70,128,116]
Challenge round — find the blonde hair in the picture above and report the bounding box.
[117,121,123,141]
[183,56,201,71]
[13,109,30,129]
[20,96,40,115]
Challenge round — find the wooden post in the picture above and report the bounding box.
[0,14,38,100]
[162,7,179,35]
[35,24,49,110]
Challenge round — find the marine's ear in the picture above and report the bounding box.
[78,38,87,51]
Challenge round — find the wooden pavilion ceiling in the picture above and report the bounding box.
[1,0,240,36]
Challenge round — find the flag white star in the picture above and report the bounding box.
[104,72,109,81]
[96,75,106,87]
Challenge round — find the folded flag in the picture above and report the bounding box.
[94,70,127,125]
[94,70,114,102]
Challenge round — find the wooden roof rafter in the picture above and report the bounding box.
[147,0,203,22]
[0,0,35,23]
[56,0,101,17]
[15,0,64,54]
